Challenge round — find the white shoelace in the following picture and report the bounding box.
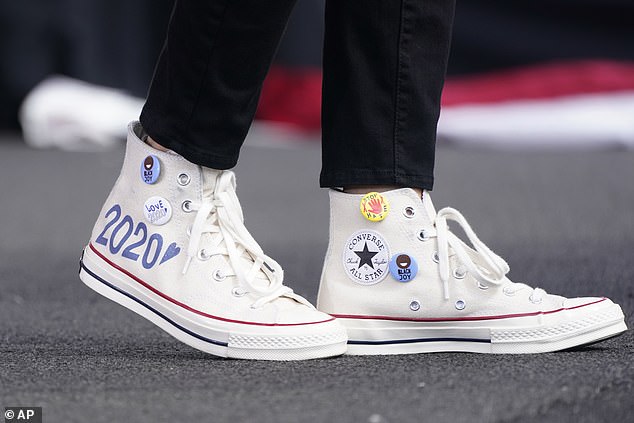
[434,207,545,302]
[182,171,313,309]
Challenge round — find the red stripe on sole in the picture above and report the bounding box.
[332,298,607,323]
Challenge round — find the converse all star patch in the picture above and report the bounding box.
[343,230,390,285]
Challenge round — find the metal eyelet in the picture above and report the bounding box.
[177,173,191,186]
[455,300,466,310]
[417,229,430,241]
[213,269,226,282]
[432,251,439,263]
[453,268,467,279]
[477,281,489,290]
[181,200,193,212]
[529,295,542,304]
[231,287,246,297]
[197,249,212,261]
[403,207,416,218]
[409,300,421,311]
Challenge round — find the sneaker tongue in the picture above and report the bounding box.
[198,168,271,287]
[421,190,437,220]
[201,167,222,198]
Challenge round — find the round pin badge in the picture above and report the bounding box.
[143,196,172,225]
[342,230,390,285]
[141,155,160,184]
[389,253,418,282]
[360,192,390,222]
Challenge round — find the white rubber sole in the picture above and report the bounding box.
[336,300,627,355]
[79,246,347,360]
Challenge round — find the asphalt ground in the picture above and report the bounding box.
[0,132,632,423]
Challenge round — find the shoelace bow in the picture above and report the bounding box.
[434,207,545,302]
[182,171,313,309]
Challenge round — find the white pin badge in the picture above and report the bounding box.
[342,230,390,285]
[143,196,172,225]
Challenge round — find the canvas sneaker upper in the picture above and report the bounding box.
[317,188,626,354]
[79,122,347,359]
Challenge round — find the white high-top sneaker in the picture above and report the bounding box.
[79,122,347,360]
[318,189,627,354]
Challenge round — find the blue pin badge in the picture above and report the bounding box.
[141,155,160,184]
[389,253,418,282]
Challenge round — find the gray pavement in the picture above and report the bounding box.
[0,134,632,423]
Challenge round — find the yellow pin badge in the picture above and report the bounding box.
[360,192,390,222]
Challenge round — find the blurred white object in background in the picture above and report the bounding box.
[19,76,143,151]
[19,70,634,152]
[438,91,634,150]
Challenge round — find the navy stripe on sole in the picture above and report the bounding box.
[80,259,229,347]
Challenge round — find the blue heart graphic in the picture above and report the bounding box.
[160,242,181,265]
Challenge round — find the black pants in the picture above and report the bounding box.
[140,0,455,190]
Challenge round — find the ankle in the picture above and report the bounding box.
[344,185,423,197]
[145,136,169,152]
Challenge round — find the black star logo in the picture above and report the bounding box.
[355,242,378,269]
